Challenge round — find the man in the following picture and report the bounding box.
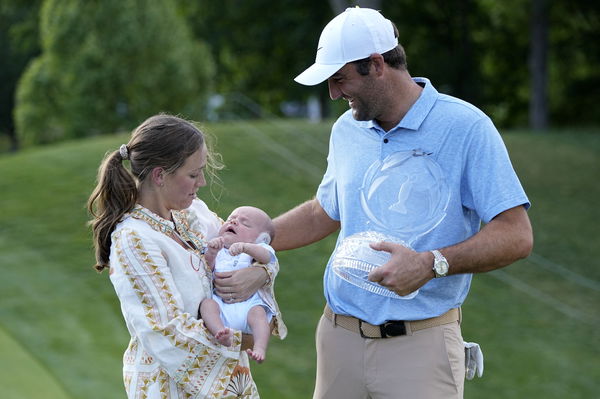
[271,7,533,399]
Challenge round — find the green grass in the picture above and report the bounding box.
[0,120,598,398]
[0,325,71,399]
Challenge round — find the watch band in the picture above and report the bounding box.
[431,249,444,262]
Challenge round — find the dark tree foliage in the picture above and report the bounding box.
[383,0,599,128]
[0,0,42,151]
[1,0,599,150]
[548,0,600,126]
[180,0,333,117]
[13,0,214,145]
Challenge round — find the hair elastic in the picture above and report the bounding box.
[119,144,129,160]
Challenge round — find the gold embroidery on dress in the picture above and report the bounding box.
[129,206,212,281]
[124,338,138,365]
[115,229,241,397]
[124,372,133,397]
[114,206,262,398]
[135,369,170,399]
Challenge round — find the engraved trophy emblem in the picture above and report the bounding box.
[332,150,450,299]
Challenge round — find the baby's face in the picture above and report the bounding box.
[218,207,268,247]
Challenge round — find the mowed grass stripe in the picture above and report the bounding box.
[0,325,72,399]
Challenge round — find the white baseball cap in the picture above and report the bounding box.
[294,7,398,86]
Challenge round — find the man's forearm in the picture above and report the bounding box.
[272,199,340,251]
[368,205,533,296]
[441,205,533,275]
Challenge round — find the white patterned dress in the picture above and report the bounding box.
[109,200,283,398]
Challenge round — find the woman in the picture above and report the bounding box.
[88,114,284,398]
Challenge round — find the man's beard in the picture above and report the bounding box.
[350,98,377,121]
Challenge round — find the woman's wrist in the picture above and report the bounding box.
[253,264,271,287]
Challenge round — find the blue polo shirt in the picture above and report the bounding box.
[316,77,530,324]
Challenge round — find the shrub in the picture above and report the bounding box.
[15,0,214,145]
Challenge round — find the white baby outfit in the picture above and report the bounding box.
[212,244,277,334]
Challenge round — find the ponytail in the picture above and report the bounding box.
[87,149,137,272]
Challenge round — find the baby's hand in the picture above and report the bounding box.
[228,242,245,256]
[208,237,225,250]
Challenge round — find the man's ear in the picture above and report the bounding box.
[370,53,385,77]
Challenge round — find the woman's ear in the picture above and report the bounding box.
[150,167,165,187]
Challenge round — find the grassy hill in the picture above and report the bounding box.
[0,120,598,398]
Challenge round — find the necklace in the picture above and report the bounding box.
[130,206,208,273]
[171,227,203,272]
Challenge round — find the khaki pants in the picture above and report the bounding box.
[313,313,465,399]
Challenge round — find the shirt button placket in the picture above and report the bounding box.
[381,136,393,159]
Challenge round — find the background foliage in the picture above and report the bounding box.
[1,0,599,151]
[183,0,600,128]
[12,0,214,145]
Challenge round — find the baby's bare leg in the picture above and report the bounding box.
[199,298,232,346]
[246,305,270,363]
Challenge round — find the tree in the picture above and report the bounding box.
[529,0,548,131]
[548,0,600,126]
[0,0,42,151]
[383,0,485,107]
[181,0,332,118]
[328,0,382,15]
[4,0,599,138]
[14,0,214,145]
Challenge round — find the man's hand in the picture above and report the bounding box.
[367,241,433,296]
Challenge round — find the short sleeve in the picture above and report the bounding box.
[316,134,340,221]
[461,118,530,223]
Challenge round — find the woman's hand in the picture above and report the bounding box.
[214,266,268,303]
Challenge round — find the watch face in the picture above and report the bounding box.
[435,260,449,275]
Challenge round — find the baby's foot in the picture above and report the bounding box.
[246,347,266,363]
[215,327,233,346]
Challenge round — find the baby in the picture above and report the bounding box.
[200,206,277,362]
